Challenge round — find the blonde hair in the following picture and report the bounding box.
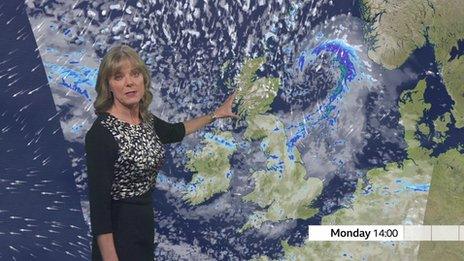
[94,45,153,122]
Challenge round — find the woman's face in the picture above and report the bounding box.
[108,59,145,109]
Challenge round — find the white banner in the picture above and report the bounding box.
[307,225,463,241]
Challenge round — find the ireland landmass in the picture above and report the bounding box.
[183,131,236,205]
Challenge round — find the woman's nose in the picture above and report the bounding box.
[125,76,134,86]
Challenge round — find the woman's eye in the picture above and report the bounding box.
[132,71,141,77]
[114,75,122,80]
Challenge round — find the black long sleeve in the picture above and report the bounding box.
[152,115,185,144]
[85,122,118,236]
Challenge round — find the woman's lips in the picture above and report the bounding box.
[125,91,137,96]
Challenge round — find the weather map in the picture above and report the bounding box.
[1,0,463,260]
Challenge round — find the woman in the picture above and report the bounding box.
[85,45,236,261]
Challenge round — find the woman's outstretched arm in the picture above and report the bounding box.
[183,93,237,135]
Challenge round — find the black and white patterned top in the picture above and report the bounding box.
[101,113,166,200]
[85,112,185,236]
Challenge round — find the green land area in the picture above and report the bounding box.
[361,0,464,128]
[183,57,324,217]
[261,79,464,260]
[183,131,236,205]
[360,1,464,258]
[418,149,464,260]
[432,112,451,143]
[236,58,323,232]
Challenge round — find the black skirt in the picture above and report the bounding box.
[92,192,154,261]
